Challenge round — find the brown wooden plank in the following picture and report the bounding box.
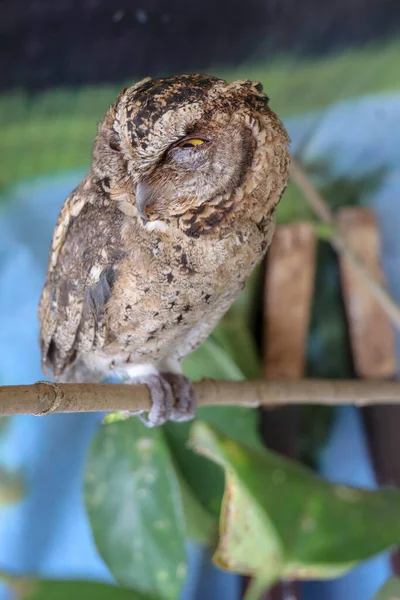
[262,223,316,600]
[242,223,317,600]
[337,207,396,378]
[338,206,400,574]
[263,223,317,600]
[263,223,317,379]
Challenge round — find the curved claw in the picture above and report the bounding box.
[131,374,173,427]
[163,373,197,423]
[126,373,197,427]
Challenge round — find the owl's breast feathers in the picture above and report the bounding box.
[38,176,278,381]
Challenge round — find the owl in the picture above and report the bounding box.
[38,74,290,426]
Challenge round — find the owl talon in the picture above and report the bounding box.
[131,374,174,427]
[163,373,197,423]
[129,373,196,427]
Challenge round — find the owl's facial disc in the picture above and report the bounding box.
[135,135,212,222]
[134,120,256,223]
[135,134,214,222]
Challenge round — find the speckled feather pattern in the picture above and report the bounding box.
[38,74,290,382]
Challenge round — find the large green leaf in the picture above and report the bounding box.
[4,577,153,600]
[166,333,263,523]
[182,335,245,382]
[164,420,224,520]
[175,466,215,543]
[373,578,400,600]
[211,317,262,380]
[85,420,186,600]
[165,402,263,529]
[191,422,400,588]
[165,399,262,522]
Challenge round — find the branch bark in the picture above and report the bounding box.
[1,379,400,417]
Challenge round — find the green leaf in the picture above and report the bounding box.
[211,318,261,380]
[85,420,186,600]
[0,468,25,506]
[164,421,224,520]
[226,264,263,329]
[312,223,336,241]
[102,411,130,425]
[183,327,263,450]
[165,400,263,522]
[165,404,262,522]
[166,366,262,521]
[167,329,263,524]
[243,576,275,600]
[191,422,400,585]
[276,181,316,225]
[182,335,245,382]
[176,469,216,543]
[4,577,153,600]
[197,406,262,451]
[373,578,400,600]
[178,342,245,520]
[298,405,335,469]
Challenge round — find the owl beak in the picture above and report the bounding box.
[135,181,152,224]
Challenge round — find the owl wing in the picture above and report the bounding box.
[38,179,125,379]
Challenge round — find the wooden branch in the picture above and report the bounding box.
[1,379,400,417]
[290,157,400,331]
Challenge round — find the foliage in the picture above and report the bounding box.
[85,419,186,600]
[0,467,25,506]
[0,575,154,600]
[276,158,386,226]
[0,418,25,506]
[191,423,400,597]
[373,578,400,600]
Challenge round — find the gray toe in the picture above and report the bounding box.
[163,373,197,423]
[132,374,174,428]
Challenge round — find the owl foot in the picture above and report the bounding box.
[163,373,197,423]
[132,373,197,428]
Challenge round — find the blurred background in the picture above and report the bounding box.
[0,1,400,599]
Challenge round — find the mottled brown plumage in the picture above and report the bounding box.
[38,74,290,426]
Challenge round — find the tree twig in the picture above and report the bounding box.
[1,379,400,417]
[290,157,400,331]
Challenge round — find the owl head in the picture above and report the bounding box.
[93,74,290,236]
